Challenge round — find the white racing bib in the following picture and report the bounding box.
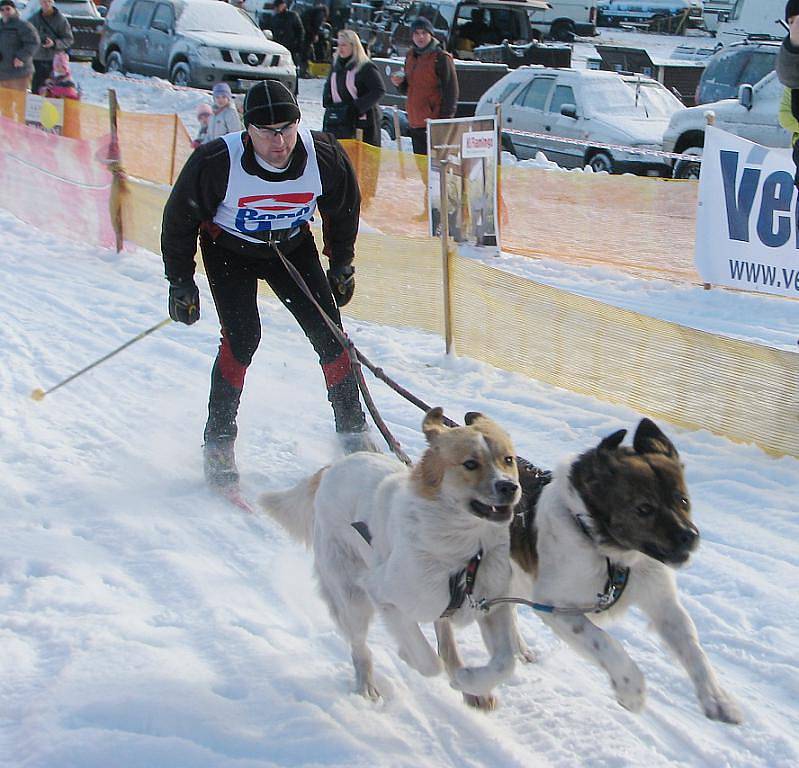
[213,123,323,243]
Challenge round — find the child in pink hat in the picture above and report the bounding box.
[192,102,214,148]
[38,51,79,100]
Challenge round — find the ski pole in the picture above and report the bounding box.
[31,317,173,402]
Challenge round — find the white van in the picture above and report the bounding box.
[716,0,785,46]
[529,1,599,41]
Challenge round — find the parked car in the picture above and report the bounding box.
[530,0,599,41]
[695,39,779,105]
[387,0,550,59]
[597,0,703,27]
[475,66,685,175]
[716,0,784,47]
[22,0,105,61]
[663,70,789,178]
[96,0,296,92]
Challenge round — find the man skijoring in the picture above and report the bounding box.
[161,79,377,491]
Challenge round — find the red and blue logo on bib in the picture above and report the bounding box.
[235,192,315,233]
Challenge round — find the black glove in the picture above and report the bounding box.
[168,278,200,325]
[327,264,355,307]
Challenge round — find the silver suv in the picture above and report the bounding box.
[97,0,296,92]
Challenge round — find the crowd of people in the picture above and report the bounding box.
[0,0,79,99]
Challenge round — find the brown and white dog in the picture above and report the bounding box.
[509,418,742,723]
[258,408,522,709]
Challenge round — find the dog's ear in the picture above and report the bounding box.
[418,447,445,489]
[598,428,626,452]
[464,411,484,426]
[423,407,447,443]
[633,418,678,458]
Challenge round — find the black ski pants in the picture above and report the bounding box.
[200,231,365,443]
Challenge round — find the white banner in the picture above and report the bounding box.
[696,126,799,298]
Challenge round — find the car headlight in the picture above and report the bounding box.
[195,46,221,62]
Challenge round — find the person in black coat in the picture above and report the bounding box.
[264,0,305,66]
[322,29,385,147]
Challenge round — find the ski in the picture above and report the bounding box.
[216,486,256,514]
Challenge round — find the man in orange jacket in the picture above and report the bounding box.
[390,16,458,156]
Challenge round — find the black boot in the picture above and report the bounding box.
[328,374,380,454]
[203,360,243,488]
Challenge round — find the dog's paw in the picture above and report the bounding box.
[701,689,743,724]
[357,681,382,702]
[462,692,498,711]
[612,666,646,713]
[450,665,505,697]
[517,646,537,664]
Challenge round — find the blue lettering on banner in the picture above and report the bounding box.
[235,206,311,234]
[720,150,760,242]
[720,150,799,249]
[756,171,793,248]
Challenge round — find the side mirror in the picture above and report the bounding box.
[560,103,578,120]
[738,83,753,110]
[151,20,171,34]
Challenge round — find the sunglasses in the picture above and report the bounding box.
[249,120,298,138]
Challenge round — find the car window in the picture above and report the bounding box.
[548,85,576,113]
[514,77,554,110]
[54,0,100,18]
[151,3,174,30]
[740,50,778,87]
[699,49,750,102]
[487,8,525,41]
[178,2,260,34]
[129,0,156,28]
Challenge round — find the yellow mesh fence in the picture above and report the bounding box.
[119,179,797,459]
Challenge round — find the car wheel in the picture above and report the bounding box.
[588,151,613,173]
[105,50,124,74]
[673,146,703,180]
[550,20,575,42]
[170,61,191,87]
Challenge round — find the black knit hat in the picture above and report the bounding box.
[787,0,799,21]
[410,16,435,34]
[0,0,17,8]
[242,80,300,127]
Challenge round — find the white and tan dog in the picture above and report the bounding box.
[510,418,742,723]
[259,408,522,709]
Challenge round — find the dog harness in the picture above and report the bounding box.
[350,521,485,618]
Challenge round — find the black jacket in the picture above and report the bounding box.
[161,130,361,283]
[265,9,305,55]
[322,58,385,146]
[30,7,73,62]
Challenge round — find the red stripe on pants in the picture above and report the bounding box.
[322,350,352,388]
[219,334,247,389]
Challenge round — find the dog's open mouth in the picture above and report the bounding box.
[644,542,693,566]
[469,499,513,522]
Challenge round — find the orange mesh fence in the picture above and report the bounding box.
[341,141,701,283]
[0,115,115,247]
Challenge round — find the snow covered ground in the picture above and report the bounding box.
[2,27,798,768]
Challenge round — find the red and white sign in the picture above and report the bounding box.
[462,130,495,159]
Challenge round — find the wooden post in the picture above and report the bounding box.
[439,158,454,355]
[107,88,125,253]
[494,102,502,249]
[392,107,402,150]
[702,110,715,291]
